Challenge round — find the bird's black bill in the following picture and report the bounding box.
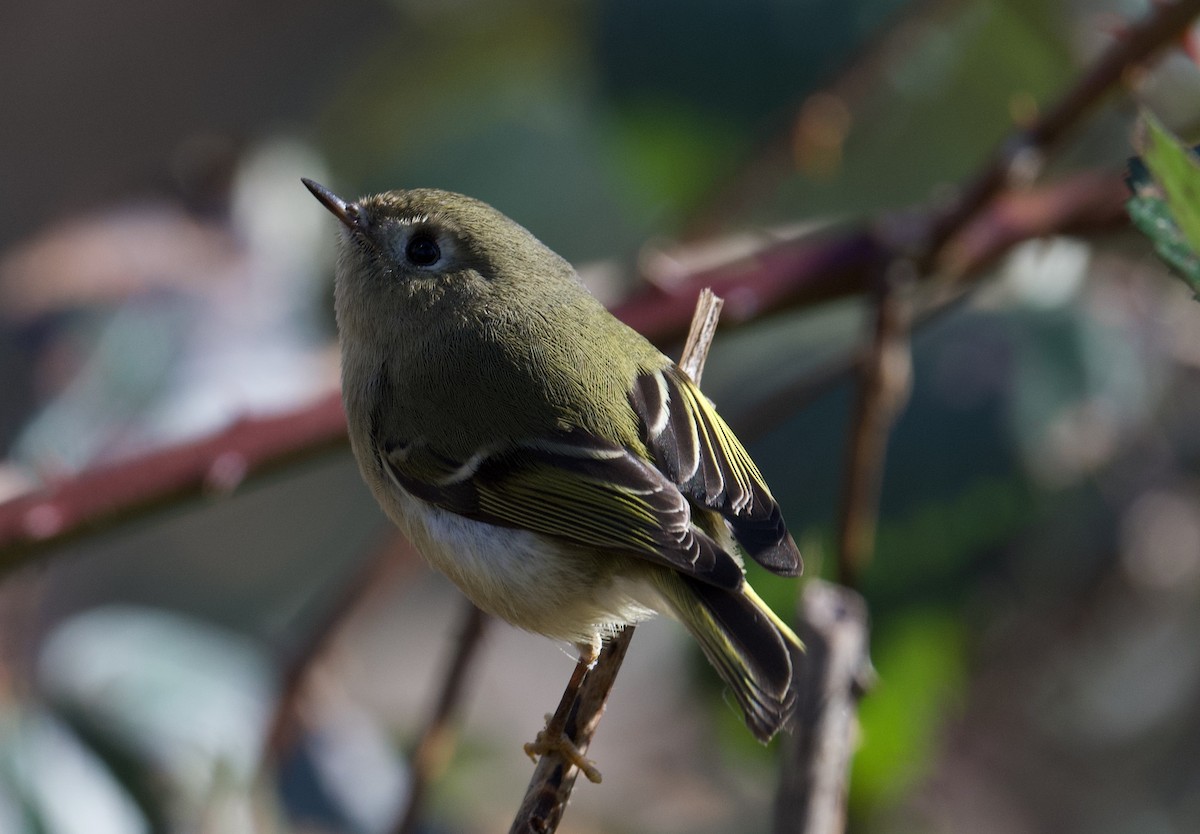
[302,178,365,233]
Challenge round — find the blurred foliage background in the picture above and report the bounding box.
[1,0,1200,832]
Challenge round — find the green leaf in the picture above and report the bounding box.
[1128,111,1200,294]
[1126,193,1200,291]
[850,610,966,812]
[1139,111,1200,251]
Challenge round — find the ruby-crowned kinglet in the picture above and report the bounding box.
[304,180,803,745]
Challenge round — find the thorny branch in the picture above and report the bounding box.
[508,289,725,834]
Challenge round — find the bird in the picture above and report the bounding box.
[303,179,803,778]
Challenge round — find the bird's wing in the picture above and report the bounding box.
[629,366,800,576]
[377,427,745,591]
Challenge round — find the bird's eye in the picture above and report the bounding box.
[405,233,441,266]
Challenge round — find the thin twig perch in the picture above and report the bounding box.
[836,266,913,587]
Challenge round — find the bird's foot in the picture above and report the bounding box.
[523,717,602,784]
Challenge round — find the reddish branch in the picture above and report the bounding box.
[610,167,1130,348]
[713,169,1129,443]
[613,231,882,340]
[0,392,348,570]
[939,169,1130,278]
[830,169,1127,590]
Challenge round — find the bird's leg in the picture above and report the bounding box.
[523,637,603,783]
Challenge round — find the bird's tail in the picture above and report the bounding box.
[653,572,803,742]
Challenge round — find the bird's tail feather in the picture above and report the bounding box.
[654,572,803,742]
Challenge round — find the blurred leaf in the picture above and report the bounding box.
[1138,111,1200,251]
[0,709,150,834]
[52,701,170,834]
[850,610,966,814]
[1128,111,1200,294]
[605,99,744,215]
[771,0,1073,220]
[0,765,49,834]
[865,476,1034,605]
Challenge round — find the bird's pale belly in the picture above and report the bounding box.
[387,488,663,646]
